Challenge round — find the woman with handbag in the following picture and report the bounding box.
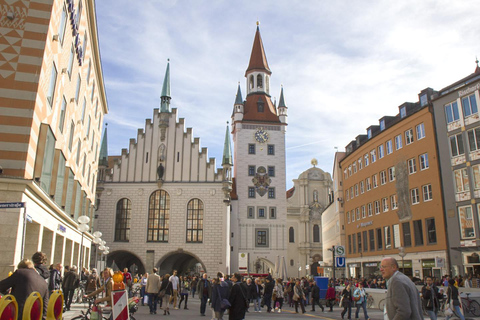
[446,279,465,320]
[325,283,336,312]
[273,278,284,313]
[353,282,370,320]
[159,273,173,315]
[293,279,306,314]
[211,276,230,320]
[340,283,353,320]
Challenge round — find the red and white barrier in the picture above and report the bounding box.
[111,290,129,320]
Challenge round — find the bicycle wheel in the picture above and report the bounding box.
[366,296,374,308]
[70,315,86,320]
[469,300,480,317]
[72,289,79,304]
[378,298,386,311]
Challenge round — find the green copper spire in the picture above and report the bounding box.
[278,86,286,108]
[235,83,243,105]
[222,122,233,166]
[160,60,171,113]
[99,125,108,167]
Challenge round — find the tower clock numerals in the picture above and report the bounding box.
[255,129,269,143]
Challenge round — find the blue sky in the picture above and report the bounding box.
[95,0,479,189]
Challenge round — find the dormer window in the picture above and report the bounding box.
[380,120,385,131]
[420,94,428,107]
[257,97,264,112]
[249,75,254,90]
[400,106,406,118]
[367,128,372,139]
[257,74,263,88]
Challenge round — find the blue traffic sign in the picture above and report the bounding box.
[336,257,346,268]
[0,202,26,209]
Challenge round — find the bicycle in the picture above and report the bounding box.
[72,280,87,304]
[461,292,480,317]
[377,298,385,311]
[71,298,110,320]
[366,294,374,308]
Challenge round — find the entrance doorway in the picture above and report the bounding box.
[107,251,145,275]
[157,251,205,276]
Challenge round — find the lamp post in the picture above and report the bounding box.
[298,266,301,278]
[305,264,310,277]
[77,215,90,271]
[328,245,335,286]
[398,247,407,274]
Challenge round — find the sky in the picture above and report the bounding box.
[95,0,480,189]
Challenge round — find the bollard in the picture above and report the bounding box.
[23,291,42,320]
[0,294,18,320]
[46,290,63,320]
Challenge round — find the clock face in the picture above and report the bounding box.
[255,129,269,143]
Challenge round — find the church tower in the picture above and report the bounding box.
[230,23,288,275]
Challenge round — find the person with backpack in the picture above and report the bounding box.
[85,268,101,298]
[353,282,370,320]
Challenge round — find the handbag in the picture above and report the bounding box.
[293,293,299,301]
[143,295,149,304]
[217,286,231,310]
[445,303,454,317]
[339,296,344,307]
[158,289,166,299]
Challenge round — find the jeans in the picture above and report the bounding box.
[426,309,437,320]
[253,297,261,311]
[148,293,158,313]
[446,304,465,320]
[200,294,209,315]
[64,288,74,308]
[355,300,369,319]
[140,286,146,305]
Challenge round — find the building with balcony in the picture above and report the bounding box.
[0,0,107,277]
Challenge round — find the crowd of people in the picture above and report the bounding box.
[0,252,478,320]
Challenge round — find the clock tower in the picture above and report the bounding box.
[230,24,288,275]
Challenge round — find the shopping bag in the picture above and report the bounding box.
[144,295,149,304]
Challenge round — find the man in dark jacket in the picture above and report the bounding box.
[422,276,443,320]
[49,263,63,292]
[310,279,324,312]
[197,273,212,316]
[32,252,50,284]
[0,259,49,319]
[250,278,263,312]
[63,265,79,311]
[263,275,274,312]
[228,273,248,320]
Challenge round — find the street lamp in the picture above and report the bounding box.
[328,246,336,286]
[306,264,310,277]
[398,247,407,274]
[298,266,302,278]
[78,215,90,271]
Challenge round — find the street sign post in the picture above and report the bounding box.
[335,245,345,257]
[335,257,346,268]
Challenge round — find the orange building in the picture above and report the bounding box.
[340,88,447,279]
[0,0,107,277]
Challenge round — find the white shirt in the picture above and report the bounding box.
[169,275,179,290]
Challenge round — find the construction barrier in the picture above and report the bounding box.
[22,292,42,320]
[0,294,18,320]
[112,290,129,320]
[46,290,63,320]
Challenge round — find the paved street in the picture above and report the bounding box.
[62,297,444,320]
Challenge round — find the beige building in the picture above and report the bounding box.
[0,0,108,277]
[286,163,333,277]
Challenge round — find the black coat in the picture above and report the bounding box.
[311,284,320,299]
[211,281,229,312]
[160,278,173,295]
[49,269,62,291]
[250,283,263,299]
[197,278,212,298]
[421,284,442,311]
[0,268,49,319]
[229,282,248,320]
[34,264,50,282]
[263,281,274,296]
[63,270,79,290]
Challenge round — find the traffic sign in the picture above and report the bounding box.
[335,245,345,257]
[335,257,346,268]
[0,202,26,209]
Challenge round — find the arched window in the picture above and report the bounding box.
[289,227,295,243]
[115,198,131,242]
[148,190,170,242]
[257,74,263,88]
[290,259,294,266]
[313,224,320,242]
[249,75,254,90]
[187,198,204,243]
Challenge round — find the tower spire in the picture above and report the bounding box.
[222,122,233,166]
[278,85,286,108]
[245,23,271,76]
[475,56,480,73]
[235,82,243,105]
[99,124,108,167]
[160,59,171,113]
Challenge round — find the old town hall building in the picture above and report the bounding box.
[94,25,289,275]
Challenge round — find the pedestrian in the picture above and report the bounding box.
[245,278,253,312]
[310,279,324,312]
[63,265,79,311]
[380,257,423,319]
[272,278,284,313]
[146,268,161,314]
[293,278,306,314]
[325,283,336,312]
[0,259,49,319]
[446,278,465,320]
[191,276,198,298]
[32,252,50,284]
[341,283,352,319]
[178,276,190,310]
[85,268,114,307]
[211,273,229,320]
[263,275,274,312]
[139,272,148,306]
[159,273,172,315]
[353,282,370,320]
[169,270,179,309]
[197,273,212,316]
[49,263,62,292]
[250,278,262,312]
[228,273,248,320]
[422,276,442,320]
[123,268,133,297]
[85,268,101,298]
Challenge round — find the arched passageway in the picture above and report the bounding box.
[157,251,205,276]
[107,250,145,275]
